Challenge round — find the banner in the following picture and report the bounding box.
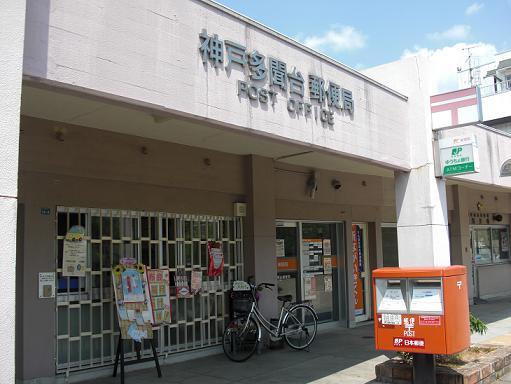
[207,241,224,277]
[352,225,365,316]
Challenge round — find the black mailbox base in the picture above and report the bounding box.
[413,353,436,384]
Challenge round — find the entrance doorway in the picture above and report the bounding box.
[352,223,371,322]
[275,221,344,323]
[470,224,510,299]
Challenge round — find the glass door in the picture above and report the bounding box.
[276,222,300,303]
[276,221,342,324]
[301,222,340,322]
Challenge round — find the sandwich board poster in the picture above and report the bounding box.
[112,260,153,342]
[62,225,87,277]
[207,241,224,277]
[146,268,171,324]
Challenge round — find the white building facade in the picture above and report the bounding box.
[2,1,510,382]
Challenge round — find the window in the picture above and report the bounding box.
[506,74,511,90]
[381,225,398,267]
[472,226,510,264]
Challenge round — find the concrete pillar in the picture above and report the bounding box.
[395,166,451,267]
[364,56,452,267]
[244,155,277,317]
[450,185,474,300]
[1,0,26,382]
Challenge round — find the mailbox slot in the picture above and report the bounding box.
[375,278,407,313]
[408,279,443,315]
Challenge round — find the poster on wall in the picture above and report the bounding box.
[323,239,332,256]
[207,241,224,277]
[324,275,333,293]
[62,225,87,277]
[352,225,365,316]
[323,257,332,275]
[302,239,323,267]
[276,239,285,258]
[146,268,171,324]
[191,270,202,294]
[304,275,317,300]
[502,231,509,253]
[175,268,191,298]
[39,272,55,299]
[112,260,153,341]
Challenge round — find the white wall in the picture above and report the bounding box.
[482,91,511,121]
[1,0,26,382]
[364,56,451,266]
[23,0,411,171]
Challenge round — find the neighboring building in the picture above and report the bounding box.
[1,0,509,383]
[457,49,511,132]
[427,52,511,304]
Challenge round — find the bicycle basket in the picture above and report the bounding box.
[230,290,253,314]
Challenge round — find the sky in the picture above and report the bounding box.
[215,0,511,92]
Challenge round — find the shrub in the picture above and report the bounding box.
[469,313,487,335]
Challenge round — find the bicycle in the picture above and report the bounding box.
[222,279,318,362]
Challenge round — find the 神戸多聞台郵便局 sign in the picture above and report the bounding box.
[198,29,354,127]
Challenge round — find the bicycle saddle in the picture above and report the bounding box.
[277,295,292,302]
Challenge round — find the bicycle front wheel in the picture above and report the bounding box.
[222,316,259,362]
[283,304,318,350]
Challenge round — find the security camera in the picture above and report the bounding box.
[331,179,342,190]
[493,214,503,222]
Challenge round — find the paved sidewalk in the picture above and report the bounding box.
[472,297,511,383]
[80,298,511,384]
[81,323,391,384]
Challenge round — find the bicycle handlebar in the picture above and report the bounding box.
[246,276,275,290]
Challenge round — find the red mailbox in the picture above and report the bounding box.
[373,266,470,355]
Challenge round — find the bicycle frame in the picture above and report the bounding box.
[243,301,311,342]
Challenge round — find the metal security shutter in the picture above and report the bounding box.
[55,207,243,374]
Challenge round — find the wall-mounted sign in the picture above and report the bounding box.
[501,159,511,177]
[38,272,55,299]
[438,135,480,176]
[199,29,354,127]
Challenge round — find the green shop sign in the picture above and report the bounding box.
[438,135,479,176]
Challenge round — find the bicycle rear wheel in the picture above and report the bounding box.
[283,304,317,350]
[222,316,259,362]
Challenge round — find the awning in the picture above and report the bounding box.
[497,58,511,70]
